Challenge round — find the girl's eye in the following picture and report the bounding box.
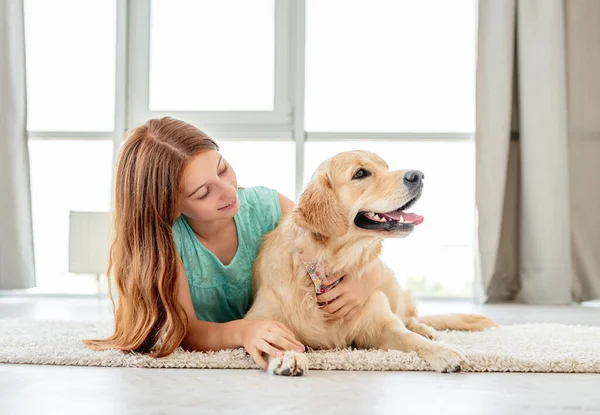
[197,188,210,200]
[197,164,228,200]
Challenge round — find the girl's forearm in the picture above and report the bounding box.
[182,319,247,352]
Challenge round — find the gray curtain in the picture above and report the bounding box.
[0,0,35,289]
[476,0,600,304]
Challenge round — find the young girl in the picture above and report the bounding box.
[84,117,382,369]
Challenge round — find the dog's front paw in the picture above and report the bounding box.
[405,318,439,340]
[412,324,438,340]
[267,351,309,376]
[423,346,466,373]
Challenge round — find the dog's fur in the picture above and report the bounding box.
[245,151,496,376]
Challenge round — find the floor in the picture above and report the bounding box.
[1,296,600,415]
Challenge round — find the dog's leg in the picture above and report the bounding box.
[388,280,438,340]
[400,293,438,339]
[379,319,464,372]
[404,317,438,340]
[354,292,466,373]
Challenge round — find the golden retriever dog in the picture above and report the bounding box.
[245,150,496,376]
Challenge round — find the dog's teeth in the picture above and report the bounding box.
[374,214,381,221]
[399,215,404,223]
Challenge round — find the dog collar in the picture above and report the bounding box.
[299,251,342,295]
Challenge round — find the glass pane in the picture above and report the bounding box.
[24,0,116,131]
[218,140,295,201]
[305,0,476,132]
[149,0,275,111]
[29,140,113,294]
[304,140,475,297]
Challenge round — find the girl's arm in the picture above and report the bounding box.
[278,192,296,216]
[175,261,243,350]
[175,262,304,369]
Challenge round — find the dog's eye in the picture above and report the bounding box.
[352,168,371,180]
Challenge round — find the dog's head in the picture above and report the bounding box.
[295,150,424,239]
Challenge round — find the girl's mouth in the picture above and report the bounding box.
[219,198,237,210]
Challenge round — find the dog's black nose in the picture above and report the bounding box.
[403,170,424,185]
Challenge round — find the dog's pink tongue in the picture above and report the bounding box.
[405,213,424,225]
[385,211,424,225]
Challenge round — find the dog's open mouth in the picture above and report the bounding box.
[354,197,424,231]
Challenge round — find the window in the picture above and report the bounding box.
[305,0,476,132]
[23,0,477,297]
[149,0,275,111]
[24,0,117,294]
[128,0,290,128]
[28,140,113,294]
[24,0,116,131]
[218,140,295,200]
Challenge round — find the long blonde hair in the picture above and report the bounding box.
[83,117,218,357]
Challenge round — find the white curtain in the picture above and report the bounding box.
[476,0,600,304]
[0,0,36,289]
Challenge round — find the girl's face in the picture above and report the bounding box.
[177,150,239,222]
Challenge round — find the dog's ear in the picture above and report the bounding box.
[295,174,349,238]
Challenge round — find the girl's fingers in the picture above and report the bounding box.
[317,282,345,303]
[323,274,345,286]
[264,332,303,353]
[333,304,353,319]
[257,339,284,359]
[269,327,305,351]
[273,322,295,339]
[247,347,268,370]
[322,296,346,315]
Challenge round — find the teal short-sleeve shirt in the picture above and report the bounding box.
[172,186,282,323]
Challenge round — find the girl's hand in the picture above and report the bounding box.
[240,320,305,370]
[318,264,382,321]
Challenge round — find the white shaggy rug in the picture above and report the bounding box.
[1,318,599,373]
